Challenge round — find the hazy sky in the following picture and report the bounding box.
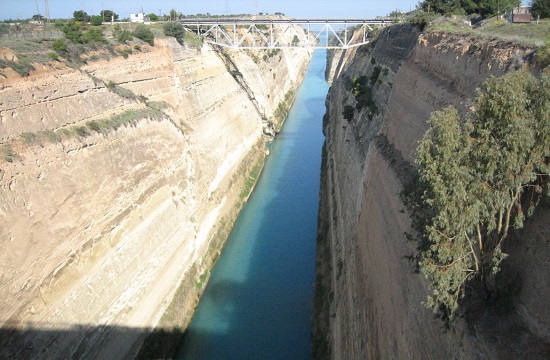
[1,0,420,20]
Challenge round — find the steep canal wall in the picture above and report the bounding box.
[0,28,311,358]
[314,24,549,359]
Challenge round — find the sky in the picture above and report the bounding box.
[0,0,421,21]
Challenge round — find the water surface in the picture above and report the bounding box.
[178,50,328,360]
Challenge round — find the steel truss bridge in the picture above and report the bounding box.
[180,19,392,49]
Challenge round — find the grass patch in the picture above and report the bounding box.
[428,16,476,35]
[475,20,550,47]
[105,80,139,99]
[239,157,265,201]
[194,271,210,290]
[0,56,35,77]
[20,132,37,143]
[273,90,296,131]
[86,107,165,134]
[1,146,16,162]
[1,105,167,165]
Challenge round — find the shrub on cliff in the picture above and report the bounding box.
[52,39,68,53]
[61,22,106,44]
[342,105,355,121]
[408,69,550,320]
[82,28,107,44]
[133,24,154,46]
[163,22,185,43]
[89,15,103,26]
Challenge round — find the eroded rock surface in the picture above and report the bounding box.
[314,25,549,359]
[0,34,311,358]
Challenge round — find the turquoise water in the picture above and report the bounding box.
[178,50,328,360]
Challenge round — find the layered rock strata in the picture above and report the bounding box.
[0,33,311,358]
[314,24,549,359]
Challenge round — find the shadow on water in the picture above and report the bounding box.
[0,51,329,360]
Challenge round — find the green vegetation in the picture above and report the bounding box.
[370,65,382,85]
[100,10,118,22]
[535,34,550,67]
[52,39,68,53]
[342,105,355,121]
[419,0,520,17]
[60,22,106,44]
[133,24,154,46]
[406,69,550,320]
[195,271,210,290]
[47,52,59,61]
[351,76,378,116]
[239,157,264,201]
[273,90,296,130]
[163,22,185,43]
[476,20,550,47]
[1,103,167,164]
[147,13,159,21]
[262,49,280,61]
[85,107,165,133]
[72,10,90,23]
[105,80,139,99]
[532,0,550,18]
[113,24,133,43]
[1,146,16,162]
[89,15,103,26]
[0,56,35,77]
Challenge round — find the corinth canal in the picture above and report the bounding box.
[178,49,329,359]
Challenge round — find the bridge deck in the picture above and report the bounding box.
[180,18,391,49]
[180,18,392,25]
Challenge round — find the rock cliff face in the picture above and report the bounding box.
[0,35,311,358]
[314,24,549,359]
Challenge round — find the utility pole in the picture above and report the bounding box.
[43,0,50,24]
[35,0,42,23]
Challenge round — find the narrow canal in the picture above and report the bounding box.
[178,49,328,359]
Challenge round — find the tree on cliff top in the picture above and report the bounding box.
[100,10,119,22]
[73,10,90,23]
[163,22,185,44]
[531,0,550,19]
[419,0,521,17]
[409,69,549,320]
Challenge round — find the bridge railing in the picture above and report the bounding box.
[180,19,392,49]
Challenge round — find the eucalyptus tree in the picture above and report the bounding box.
[413,69,549,319]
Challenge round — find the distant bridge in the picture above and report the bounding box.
[180,19,392,49]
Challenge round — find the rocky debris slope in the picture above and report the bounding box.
[314,24,549,359]
[0,34,311,358]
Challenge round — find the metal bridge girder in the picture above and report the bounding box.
[180,18,390,49]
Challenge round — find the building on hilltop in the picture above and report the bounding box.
[130,13,145,23]
[511,6,532,23]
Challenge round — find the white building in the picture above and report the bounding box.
[130,13,144,23]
